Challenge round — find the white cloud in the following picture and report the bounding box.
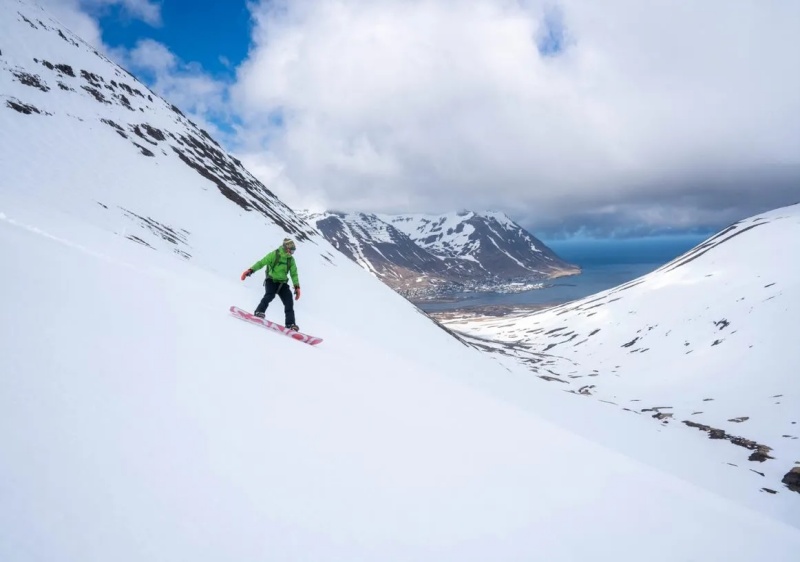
[35,0,105,48]
[35,0,162,47]
[231,0,800,234]
[120,39,231,138]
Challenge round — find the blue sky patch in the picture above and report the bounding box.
[536,5,568,57]
[95,0,252,79]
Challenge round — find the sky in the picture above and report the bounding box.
[35,0,800,238]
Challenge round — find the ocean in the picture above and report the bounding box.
[417,234,710,313]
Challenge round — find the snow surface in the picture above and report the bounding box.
[382,211,479,257]
[443,205,800,514]
[1,1,800,559]
[4,195,800,561]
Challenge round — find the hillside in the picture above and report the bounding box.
[443,205,800,499]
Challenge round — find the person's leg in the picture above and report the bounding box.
[255,279,278,316]
[277,283,296,327]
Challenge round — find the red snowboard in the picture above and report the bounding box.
[230,306,323,346]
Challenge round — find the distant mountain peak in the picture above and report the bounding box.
[304,210,579,299]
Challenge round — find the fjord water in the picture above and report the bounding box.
[418,234,710,311]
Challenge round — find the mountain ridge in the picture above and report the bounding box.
[303,209,579,299]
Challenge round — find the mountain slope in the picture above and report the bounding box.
[0,0,315,253]
[305,210,579,298]
[443,204,800,498]
[4,200,800,561]
[301,210,455,295]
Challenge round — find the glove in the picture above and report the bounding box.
[294,286,301,300]
[240,268,253,281]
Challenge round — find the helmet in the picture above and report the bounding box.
[283,238,296,254]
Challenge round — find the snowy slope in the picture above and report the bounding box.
[444,205,800,498]
[0,0,315,258]
[2,1,800,558]
[4,204,800,560]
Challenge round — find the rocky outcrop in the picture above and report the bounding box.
[782,467,800,493]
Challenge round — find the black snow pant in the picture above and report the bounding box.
[255,278,295,326]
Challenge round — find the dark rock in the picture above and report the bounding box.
[682,420,773,461]
[119,82,144,98]
[100,118,128,138]
[126,235,153,248]
[782,467,800,493]
[538,375,568,384]
[19,13,38,29]
[141,123,166,141]
[748,450,772,462]
[133,143,155,157]
[6,99,45,115]
[58,29,79,47]
[115,93,133,111]
[132,125,158,145]
[56,63,75,77]
[82,85,109,104]
[80,69,104,87]
[120,208,189,248]
[12,70,49,91]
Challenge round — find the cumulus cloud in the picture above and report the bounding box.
[123,39,230,129]
[231,0,800,235]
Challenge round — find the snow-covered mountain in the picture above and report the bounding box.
[304,209,579,298]
[2,1,800,559]
[0,0,315,255]
[300,210,454,295]
[443,205,800,497]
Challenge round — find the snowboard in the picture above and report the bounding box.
[230,306,323,346]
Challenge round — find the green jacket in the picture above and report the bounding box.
[250,247,299,286]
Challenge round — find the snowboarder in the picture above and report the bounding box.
[240,238,301,331]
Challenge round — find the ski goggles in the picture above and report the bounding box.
[284,243,296,253]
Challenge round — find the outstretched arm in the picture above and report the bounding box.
[250,250,276,273]
[241,250,275,280]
